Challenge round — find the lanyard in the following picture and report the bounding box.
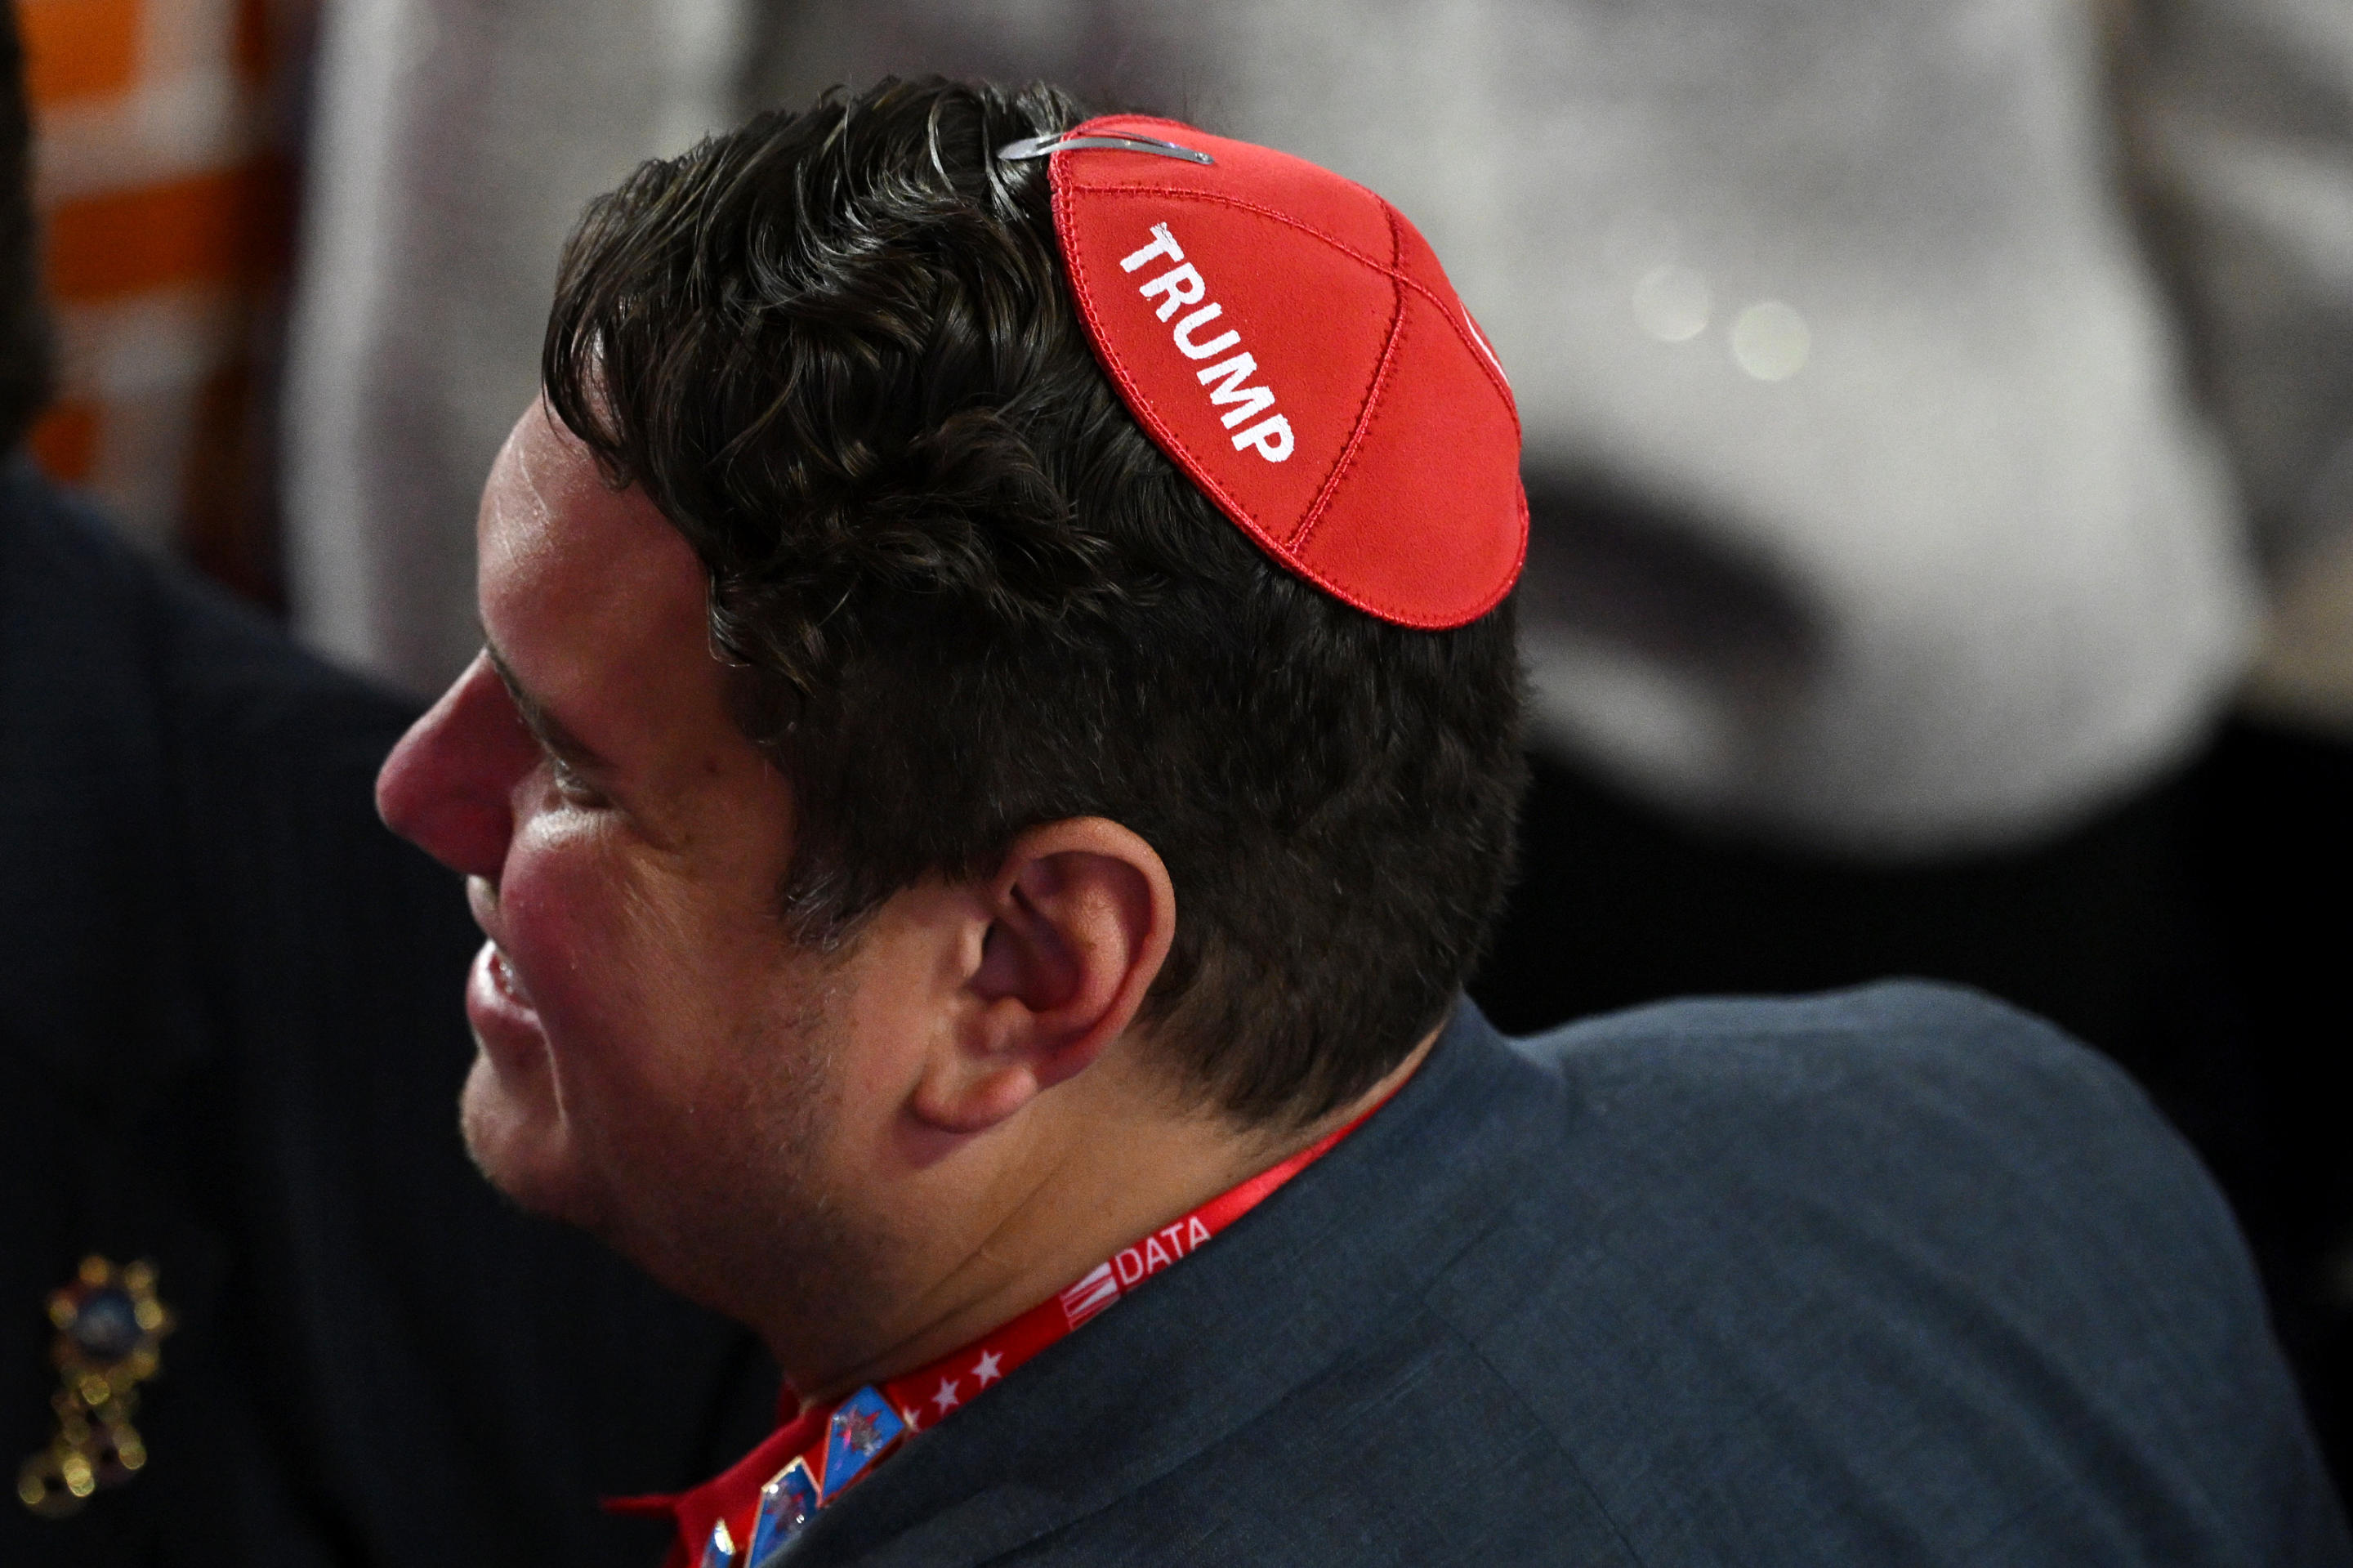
[621,1092,1391,1568]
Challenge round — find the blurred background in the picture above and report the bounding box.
[9,0,2351,1496]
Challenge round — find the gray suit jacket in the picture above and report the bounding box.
[781,984,2346,1565]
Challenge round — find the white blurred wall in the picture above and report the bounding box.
[283,0,744,694]
[281,0,2353,856]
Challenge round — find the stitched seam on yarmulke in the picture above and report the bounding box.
[1050,148,1298,578]
[1064,181,1518,429]
[1051,158,1352,571]
[1054,152,1522,628]
[1288,203,1409,555]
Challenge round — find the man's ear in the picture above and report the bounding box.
[909,818,1176,1135]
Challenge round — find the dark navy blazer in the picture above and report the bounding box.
[788,985,2349,1565]
[0,467,776,1566]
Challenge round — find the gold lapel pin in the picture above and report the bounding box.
[16,1257,173,1518]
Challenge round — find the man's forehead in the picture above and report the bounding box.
[484,404,650,555]
[478,403,710,700]
[483,406,695,593]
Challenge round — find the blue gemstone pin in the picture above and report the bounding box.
[744,1459,819,1566]
[816,1387,906,1504]
[699,1517,736,1568]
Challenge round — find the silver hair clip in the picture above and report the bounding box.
[997,132,1214,166]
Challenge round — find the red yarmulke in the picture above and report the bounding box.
[1032,114,1526,630]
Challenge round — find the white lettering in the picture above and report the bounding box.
[1114,1246,1147,1287]
[1172,304,1240,360]
[1127,223,1292,462]
[1188,1216,1212,1247]
[1232,414,1293,462]
[1138,263,1206,322]
[1197,352,1276,428]
[1142,1236,1173,1273]
[1120,223,1185,274]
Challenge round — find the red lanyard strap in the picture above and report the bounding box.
[641,1091,1393,1568]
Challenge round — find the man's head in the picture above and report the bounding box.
[379,78,1524,1362]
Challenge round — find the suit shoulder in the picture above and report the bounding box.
[0,469,458,983]
[1523,976,2096,1071]
[1497,981,2244,1335]
[1445,983,2343,1561]
[2,467,417,755]
[1515,980,2167,1178]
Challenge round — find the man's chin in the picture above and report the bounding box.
[458,1054,606,1231]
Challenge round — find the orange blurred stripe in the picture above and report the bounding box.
[43,162,292,302]
[19,0,144,107]
[27,400,101,485]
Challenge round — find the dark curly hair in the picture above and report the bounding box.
[544,77,1525,1128]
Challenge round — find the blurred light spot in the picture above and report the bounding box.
[1602,211,1680,275]
[1632,266,1711,343]
[1730,301,1810,381]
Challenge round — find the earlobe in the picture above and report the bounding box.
[907,1043,1047,1136]
[907,820,1176,1137]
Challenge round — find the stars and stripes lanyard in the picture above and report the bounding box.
[624,1090,1392,1568]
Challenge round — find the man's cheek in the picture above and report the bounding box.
[497,839,645,1042]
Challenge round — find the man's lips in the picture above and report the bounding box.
[466,939,547,1058]
[463,875,540,1033]
[487,942,535,1008]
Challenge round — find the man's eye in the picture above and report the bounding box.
[547,756,606,806]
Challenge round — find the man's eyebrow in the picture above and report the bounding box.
[484,641,609,771]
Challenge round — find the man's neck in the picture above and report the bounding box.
[777,1026,1437,1408]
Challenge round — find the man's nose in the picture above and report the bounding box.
[377,653,538,880]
